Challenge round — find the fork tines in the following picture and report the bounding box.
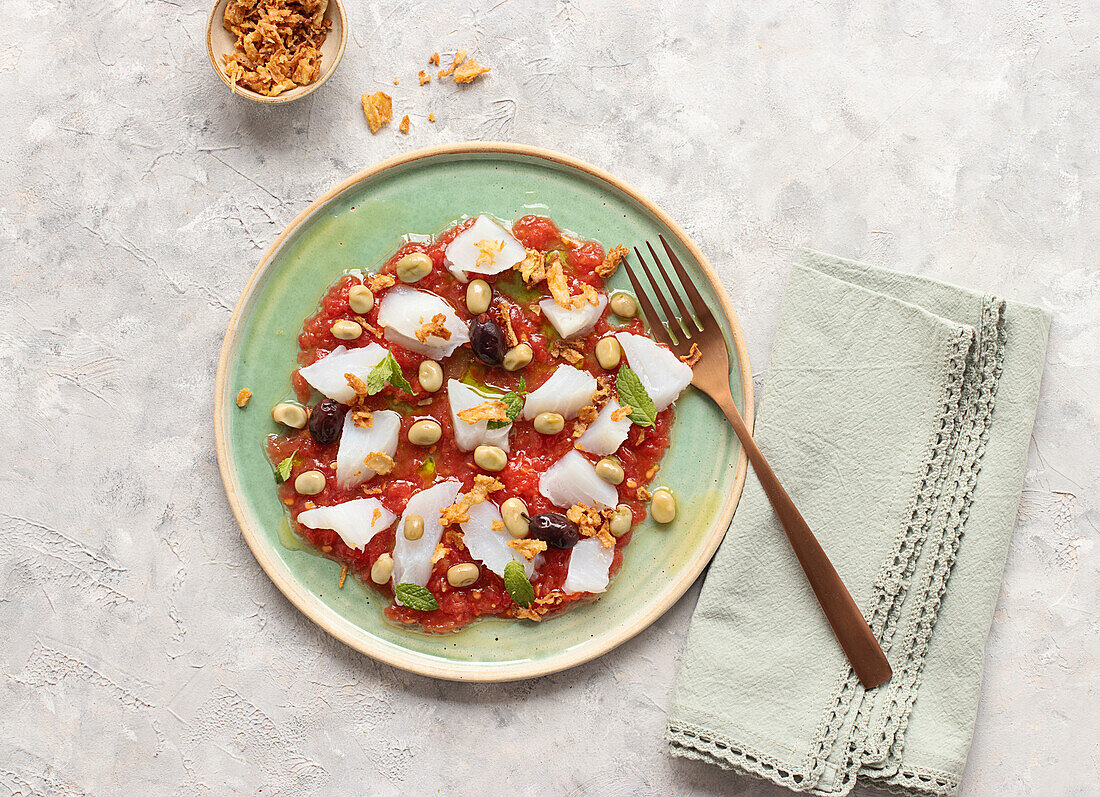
[621,235,709,353]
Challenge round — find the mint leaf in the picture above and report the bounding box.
[616,366,657,427]
[503,560,535,608]
[487,376,527,430]
[365,351,413,396]
[386,355,414,394]
[274,455,295,483]
[395,582,438,611]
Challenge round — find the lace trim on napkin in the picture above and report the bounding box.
[880,766,959,796]
[864,297,1007,774]
[666,719,817,792]
[800,322,976,794]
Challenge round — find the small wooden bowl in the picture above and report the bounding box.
[206,0,347,104]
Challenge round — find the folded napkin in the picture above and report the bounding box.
[666,252,1049,795]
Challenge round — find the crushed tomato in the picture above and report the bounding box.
[266,216,673,632]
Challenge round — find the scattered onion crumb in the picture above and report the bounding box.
[414,313,451,343]
[439,475,505,525]
[680,343,702,366]
[516,249,546,285]
[495,303,519,347]
[399,115,410,134]
[429,112,436,123]
[438,49,466,78]
[453,58,491,84]
[418,70,430,85]
[457,400,510,425]
[611,404,632,422]
[567,503,616,548]
[507,538,547,560]
[361,91,393,133]
[597,245,628,279]
[236,388,252,408]
[546,261,598,310]
[429,52,440,66]
[345,372,370,400]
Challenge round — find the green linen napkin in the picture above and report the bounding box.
[666,252,1049,795]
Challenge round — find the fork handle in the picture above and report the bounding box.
[713,393,892,689]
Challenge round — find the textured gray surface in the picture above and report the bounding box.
[1,1,1096,795]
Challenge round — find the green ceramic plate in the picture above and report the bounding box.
[215,143,752,681]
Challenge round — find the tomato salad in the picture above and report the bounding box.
[265,214,693,632]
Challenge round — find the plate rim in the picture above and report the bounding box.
[214,142,753,681]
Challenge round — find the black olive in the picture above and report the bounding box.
[308,399,346,445]
[469,313,506,366]
[528,512,581,550]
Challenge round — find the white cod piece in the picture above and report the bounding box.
[539,450,618,509]
[563,537,615,594]
[521,365,597,421]
[444,215,527,280]
[296,498,395,551]
[460,499,534,579]
[335,409,401,489]
[575,398,633,456]
[298,344,388,404]
[377,286,470,358]
[539,294,607,339]
[615,331,693,411]
[391,479,462,598]
[447,379,511,452]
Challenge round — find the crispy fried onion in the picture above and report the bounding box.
[439,475,504,526]
[567,503,617,549]
[457,400,509,425]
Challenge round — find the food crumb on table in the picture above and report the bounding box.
[399,115,410,134]
[453,58,491,84]
[361,91,393,133]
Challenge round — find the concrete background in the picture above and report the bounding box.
[2,0,1096,794]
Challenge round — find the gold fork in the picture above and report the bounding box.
[624,237,892,690]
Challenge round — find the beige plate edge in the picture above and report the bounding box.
[213,142,754,681]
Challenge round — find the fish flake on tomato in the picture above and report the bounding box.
[574,398,632,456]
[521,365,597,421]
[444,215,527,281]
[447,379,512,452]
[392,479,462,598]
[563,537,614,594]
[539,294,607,339]
[539,450,618,509]
[335,409,401,489]
[296,498,395,551]
[460,499,534,579]
[377,286,470,358]
[614,331,693,411]
[298,343,389,404]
